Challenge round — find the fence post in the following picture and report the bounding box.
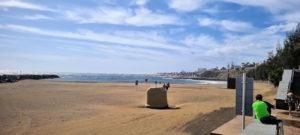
[242,73,246,130]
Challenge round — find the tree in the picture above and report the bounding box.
[247,23,300,86]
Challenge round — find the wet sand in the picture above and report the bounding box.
[0,80,276,135]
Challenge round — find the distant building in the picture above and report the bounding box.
[233,65,241,71]
[244,67,255,71]
[197,68,206,73]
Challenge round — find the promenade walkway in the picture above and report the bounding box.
[211,110,300,135]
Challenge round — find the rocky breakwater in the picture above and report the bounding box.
[0,74,59,83]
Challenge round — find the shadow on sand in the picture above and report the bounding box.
[283,119,300,128]
[181,107,235,135]
[136,105,180,110]
[278,111,300,118]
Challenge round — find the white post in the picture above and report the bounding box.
[242,73,246,131]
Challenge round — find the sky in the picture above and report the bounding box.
[0,0,299,74]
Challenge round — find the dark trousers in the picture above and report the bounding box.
[260,115,279,124]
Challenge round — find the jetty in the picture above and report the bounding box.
[0,74,59,83]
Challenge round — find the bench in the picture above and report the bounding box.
[239,119,277,135]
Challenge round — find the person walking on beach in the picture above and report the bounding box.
[286,91,296,116]
[135,80,139,91]
[163,83,167,90]
[252,94,282,134]
[166,82,170,90]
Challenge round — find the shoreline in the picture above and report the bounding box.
[44,79,226,84]
[172,77,226,81]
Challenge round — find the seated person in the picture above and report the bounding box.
[253,94,282,133]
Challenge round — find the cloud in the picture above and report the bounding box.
[0,50,186,73]
[1,52,70,62]
[222,0,300,14]
[131,0,149,6]
[0,0,56,12]
[65,7,131,25]
[198,17,255,32]
[0,32,190,73]
[0,22,286,69]
[65,7,182,26]
[202,6,219,14]
[276,12,300,23]
[177,27,284,63]
[50,36,172,59]
[182,34,220,49]
[263,23,298,34]
[222,0,300,23]
[0,24,186,51]
[24,14,53,20]
[1,33,176,62]
[198,18,215,26]
[168,0,300,22]
[168,0,209,12]
[125,7,182,26]
[57,45,166,61]
[220,20,255,32]
[1,0,297,72]
[196,32,282,61]
[113,30,168,43]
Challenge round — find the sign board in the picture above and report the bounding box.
[236,77,254,116]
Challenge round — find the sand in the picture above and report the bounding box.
[0,80,276,135]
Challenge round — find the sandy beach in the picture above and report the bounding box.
[0,80,276,135]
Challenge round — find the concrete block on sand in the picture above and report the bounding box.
[239,119,276,135]
[147,87,168,108]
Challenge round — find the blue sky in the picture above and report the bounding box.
[0,0,299,73]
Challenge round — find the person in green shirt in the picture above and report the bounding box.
[253,101,269,120]
[253,94,282,134]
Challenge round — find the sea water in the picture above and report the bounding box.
[49,73,226,84]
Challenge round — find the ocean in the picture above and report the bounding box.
[49,73,226,84]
